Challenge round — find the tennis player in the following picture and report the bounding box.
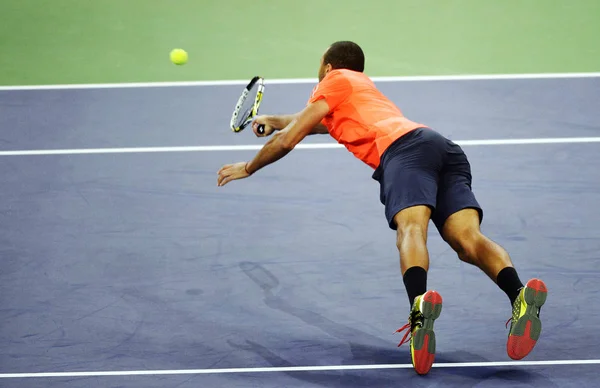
[217,41,547,375]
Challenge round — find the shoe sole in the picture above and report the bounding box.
[507,278,547,360]
[412,290,443,375]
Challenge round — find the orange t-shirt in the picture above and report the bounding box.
[307,69,427,169]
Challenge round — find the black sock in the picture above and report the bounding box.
[403,266,428,308]
[496,266,524,305]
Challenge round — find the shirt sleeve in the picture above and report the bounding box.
[307,70,352,112]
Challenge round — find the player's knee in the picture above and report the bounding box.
[457,234,482,265]
[396,223,427,251]
[393,206,431,250]
[447,228,484,265]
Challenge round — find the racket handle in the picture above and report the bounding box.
[257,124,265,135]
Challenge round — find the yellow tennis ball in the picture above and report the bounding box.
[170,49,188,65]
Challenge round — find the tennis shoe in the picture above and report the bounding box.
[395,290,443,375]
[506,278,547,360]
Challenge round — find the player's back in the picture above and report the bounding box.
[310,69,426,169]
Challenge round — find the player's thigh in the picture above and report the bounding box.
[432,144,484,253]
[440,208,482,250]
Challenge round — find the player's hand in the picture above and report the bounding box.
[252,116,276,137]
[217,162,251,187]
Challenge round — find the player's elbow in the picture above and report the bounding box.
[280,139,296,152]
[274,132,296,151]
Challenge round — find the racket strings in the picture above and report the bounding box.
[233,86,259,128]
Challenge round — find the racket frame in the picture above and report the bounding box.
[230,76,265,133]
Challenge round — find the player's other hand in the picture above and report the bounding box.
[252,116,276,137]
[217,162,251,187]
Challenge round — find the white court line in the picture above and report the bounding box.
[0,136,599,157]
[1,359,599,379]
[0,72,599,90]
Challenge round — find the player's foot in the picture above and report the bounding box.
[506,278,548,360]
[396,290,443,375]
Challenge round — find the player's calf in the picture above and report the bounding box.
[393,206,432,307]
[441,209,523,303]
[394,206,431,274]
[446,228,513,282]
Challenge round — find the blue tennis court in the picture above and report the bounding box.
[1,75,600,387]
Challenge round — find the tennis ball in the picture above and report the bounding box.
[170,49,188,65]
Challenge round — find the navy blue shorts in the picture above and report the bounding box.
[372,127,483,232]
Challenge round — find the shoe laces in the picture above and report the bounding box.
[395,322,413,347]
[395,309,423,347]
[505,303,542,329]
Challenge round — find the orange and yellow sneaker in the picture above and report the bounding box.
[506,278,548,360]
[396,290,443,375]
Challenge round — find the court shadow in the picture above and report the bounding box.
[227,339,404,387]
[238,261,405,365]
[228,339,556,388]
[236,261,558,387]
[434,358,559,388]
[411,350,557,387]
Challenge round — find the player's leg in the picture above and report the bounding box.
[440,208,521,300]
[440,209,547,360]
[373,128,445,375]
[432,138,547,361]
[374,128,443,308]
[392,205,443,375]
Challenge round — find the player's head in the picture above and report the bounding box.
[318,41,365,81]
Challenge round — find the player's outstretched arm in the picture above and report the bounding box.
[217,100,330,187]
[253,114,328,137]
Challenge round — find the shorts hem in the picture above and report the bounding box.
[432,205,484,233]
[386,202,436,230]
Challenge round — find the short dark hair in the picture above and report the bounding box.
[323,41,365,72]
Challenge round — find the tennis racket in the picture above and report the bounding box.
[230,76,266,135]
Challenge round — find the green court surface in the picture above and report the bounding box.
[1,0,599,85]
